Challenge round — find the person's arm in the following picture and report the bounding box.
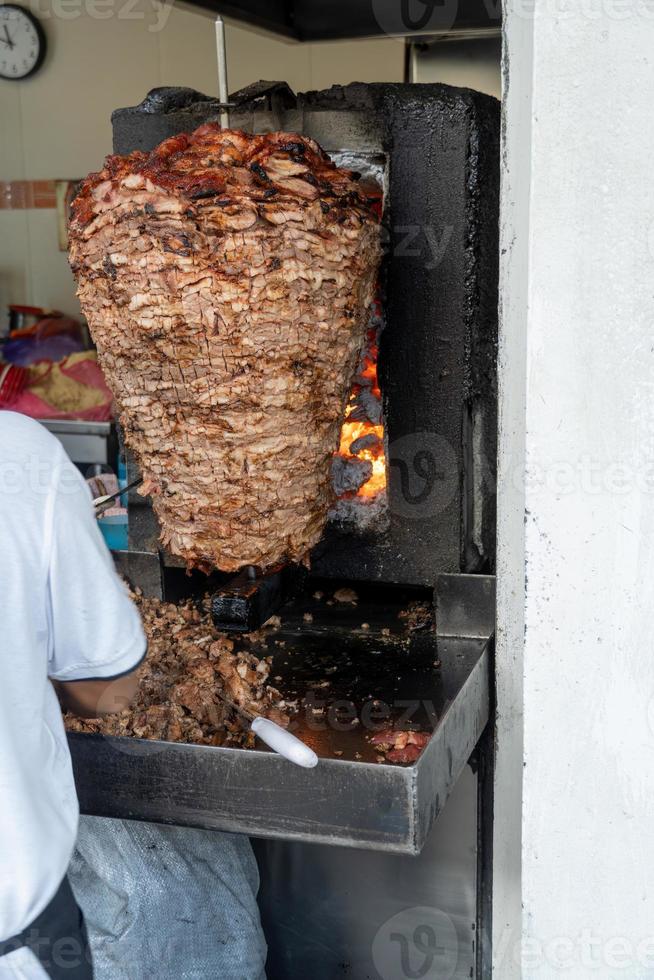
[53,667,141,718]
[46,447,147,715]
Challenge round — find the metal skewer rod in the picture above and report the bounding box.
[93,476,143,513]
[215,14,230,129]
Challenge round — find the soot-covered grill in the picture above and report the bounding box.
[115,82,498,620]
[68,81,499,856]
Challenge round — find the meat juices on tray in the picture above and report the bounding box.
[68,125,381,573]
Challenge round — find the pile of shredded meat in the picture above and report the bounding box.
[68,124,381,573]
[65,595,290,747]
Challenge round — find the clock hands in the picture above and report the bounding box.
[1,25,15,50]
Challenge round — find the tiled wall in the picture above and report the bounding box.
[0,3,404,325]
[1,181,57,210]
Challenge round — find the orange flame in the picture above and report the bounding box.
[335,336,386,499]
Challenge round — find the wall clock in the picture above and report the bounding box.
[0,4,46,80]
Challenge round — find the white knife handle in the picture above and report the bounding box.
[251,717,318,768]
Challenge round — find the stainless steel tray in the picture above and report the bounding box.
[67,574,493,854]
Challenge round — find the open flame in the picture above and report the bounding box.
[329,167,386,514]
[335,326,387,500]
[338,414,386,497]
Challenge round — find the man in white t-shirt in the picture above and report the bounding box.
[0,411,146,979]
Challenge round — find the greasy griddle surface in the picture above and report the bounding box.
[240,580,445,764]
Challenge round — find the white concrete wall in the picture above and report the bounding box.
[0,2,403,320]
[495,2,654,976]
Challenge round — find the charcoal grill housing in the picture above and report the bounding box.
[113,82,499,587]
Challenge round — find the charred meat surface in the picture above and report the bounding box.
[68,125,381,572]
[65,594,291,746]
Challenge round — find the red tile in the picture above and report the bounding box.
[0,179,58,209]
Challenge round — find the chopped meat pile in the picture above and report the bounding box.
[65,595,290,747]
[332,587,358,605]
[68,124,381,573]
[398,601,434,632]
[369,729,430,765]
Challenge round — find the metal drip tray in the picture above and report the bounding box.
[67,574,493,854]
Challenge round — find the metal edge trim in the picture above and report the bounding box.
[413,643,491,852]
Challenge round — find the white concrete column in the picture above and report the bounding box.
[495,2,654,977]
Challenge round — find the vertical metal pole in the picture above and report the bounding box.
[215,14,229,129]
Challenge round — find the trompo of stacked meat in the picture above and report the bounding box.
[68,124,381,572]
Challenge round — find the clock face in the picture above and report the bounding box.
[0,4,46,80]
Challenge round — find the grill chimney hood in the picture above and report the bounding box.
[189,1,501,41]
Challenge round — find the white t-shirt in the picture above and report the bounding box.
[0,411,146,949]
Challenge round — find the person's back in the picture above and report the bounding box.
[0,411,145,979]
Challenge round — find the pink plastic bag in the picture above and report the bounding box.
[11,352,114,421]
